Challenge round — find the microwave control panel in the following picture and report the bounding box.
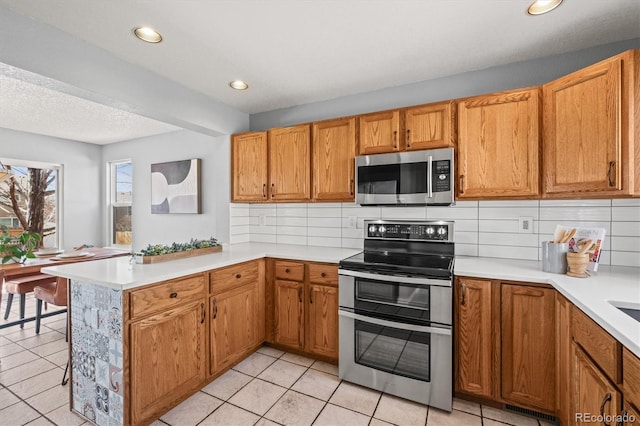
[432,160,451,192]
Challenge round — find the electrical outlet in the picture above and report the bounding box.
[518,217,534,233]
[348,216,357,229]
[259,215,267,226]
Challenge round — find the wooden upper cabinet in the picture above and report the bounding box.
[268,125,311,200]
[457,88,540,199]
[501,283,556,413]
[358,110,401,154]
[543,50,638,197]
[232,132,268,201]
[405,101,455,150]
[312,117,356,201]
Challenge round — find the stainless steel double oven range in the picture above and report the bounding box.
[338,220,454,412]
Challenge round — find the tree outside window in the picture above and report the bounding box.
[110,161,132,247]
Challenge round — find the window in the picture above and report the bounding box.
[0,158,62,248]
[108,160,132,248]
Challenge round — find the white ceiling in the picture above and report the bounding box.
[0,0,638,143]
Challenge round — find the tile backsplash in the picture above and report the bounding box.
[230,199,640,268]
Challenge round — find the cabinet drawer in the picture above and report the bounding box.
[210,260,259,294]
[572,306,622,383]
[130,274,205,319]
[274,260,304,281]
[308,263,338,286]
[623,347,640,408]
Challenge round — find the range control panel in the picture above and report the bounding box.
[365,220,454,242]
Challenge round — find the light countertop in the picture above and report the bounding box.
[41,243,640,356]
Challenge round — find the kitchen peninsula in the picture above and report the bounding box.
[42,243,640,426]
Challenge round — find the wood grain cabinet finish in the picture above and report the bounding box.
[358,110,402,154]
[543,50,639,197]
[573,343,622,426]
[621,403,640,426]
[457,87,540,199]
[555,293,572,426]
[404,101,455,150]
[306,263,339,360]
[454,277,497,399]
[501,283,556,413]
[268,125,311,200]
[231,132,268,201]
[274,279,305,349]
[312,117,356,201]
[130,300,207,425]
[623,348,640,410]
[129,274,205,320]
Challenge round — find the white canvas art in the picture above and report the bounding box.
[151,158,201,214]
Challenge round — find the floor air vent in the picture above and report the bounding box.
[505,404,558,424]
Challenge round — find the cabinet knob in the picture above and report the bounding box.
[235,273,242,279]
[321,272,326,278]
[170,292,178,298]
[285,268,290,273]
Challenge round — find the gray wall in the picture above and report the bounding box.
[251,38,640,130]
[0,128,102,249]
[102,130,231,250]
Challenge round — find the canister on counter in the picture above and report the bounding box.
[542,241,569,274]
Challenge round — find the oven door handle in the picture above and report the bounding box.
[338,269,451,287]
[339,310,451,336]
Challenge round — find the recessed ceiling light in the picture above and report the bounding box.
[527,0,563,15]
[229,80,249,90]
[132,26,163,43]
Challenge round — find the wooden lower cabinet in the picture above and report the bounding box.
[274,279,304,349]
[556,293,572,426]
[306,283,338,359]
[573,343,622,425]
[129,300,207,425]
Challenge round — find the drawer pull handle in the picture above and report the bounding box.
[600,393,612,425]
[321,272,326,278]
[262,183,266,198]
[212,298,218,319]
[406,129,411,148]
[461,283,467,306]
[285,268,290,273]
[235,273,242,279]
[392,130,398,149]
[200,303,205,324]
[170,292,178,298]
[271,183,275,197]
[608,161,616,187]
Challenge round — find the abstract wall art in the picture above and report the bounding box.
[150,158,201,214]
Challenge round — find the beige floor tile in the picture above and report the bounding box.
[427,407,482,426]
[258,359,307,388]
[0,349,39,370]
[254,418,280,426]
[44,349,68,367]
[201,369,252,400]
[291,369,340,401]
[256,346,285,358]
[200,403,259,426]
[0,322,48,339]
[26,384,69,414]
[373,394,428,426]
[0,400,41,425]
[313,403,370,426]
[46,405,86,426]
[160,391,222,426]
[0,387,20,410]
[149,421,168,426]
[280,352,315,367]
[0,358,57,386]
[265,390,325,426]
[481,406,539,426]
[369,419,394,426]
[13,331,64,349]
[232,352,277,376]
[0,336,12,347]
[452,397,481,416]
[8,367,65,399]
[310,360,338,376]
[29,339,68,357]
[228,378,287,416]
[329,381,381,416]
[0,342,23,357]
[25,416,55,425]
[483,419,511,426]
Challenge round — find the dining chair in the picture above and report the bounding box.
[33,277,68,335]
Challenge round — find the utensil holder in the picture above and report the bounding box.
[566,252,590,278]
[542,241,568,274]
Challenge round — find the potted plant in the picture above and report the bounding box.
[0,225,41,264]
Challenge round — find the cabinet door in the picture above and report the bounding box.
[358,110,401,154]
[556,293,572,426]
[454,277,497,399]
[574,344,622,425]
[543,51,633,196]
[306,283,338,360]
[405,101,455,150]
[457,88,540,198]
[312,117,356,201]
[130,300,206,424]
[274,279,304,349]
[232,132,268,201]
[268,125,311,200]
[501,284,555,412]
[210,283,257,375]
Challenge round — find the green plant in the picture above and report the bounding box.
[140,237,219,256]
[0,225,42,264]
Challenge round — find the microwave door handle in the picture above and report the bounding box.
[427,155,433,198]
[338,310,451,336]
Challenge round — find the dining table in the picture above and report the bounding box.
[0,247,129,329]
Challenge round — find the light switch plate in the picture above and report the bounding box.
[518,217,534,233]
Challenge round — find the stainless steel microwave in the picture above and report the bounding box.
[355,148,454,206]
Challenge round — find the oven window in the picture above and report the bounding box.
[356,278,429,310]
[355,320,430,381]
[358,163,427,195]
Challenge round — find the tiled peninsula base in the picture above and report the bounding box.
[69,280,124,426]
